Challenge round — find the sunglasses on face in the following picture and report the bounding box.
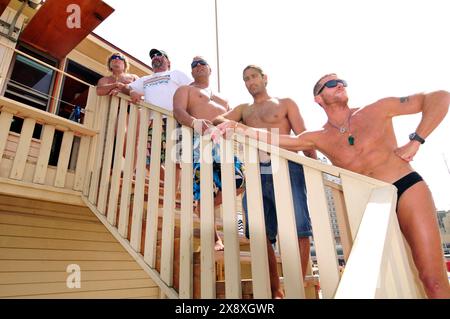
[110,55,125,61]
[151,52,164,59]
[316,79,347,95]
[191,60,208,69]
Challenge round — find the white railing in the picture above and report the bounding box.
[0,92,97,200]
[79,89,425,299]
[0,83,426,299]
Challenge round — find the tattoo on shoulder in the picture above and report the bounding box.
[400,96,410,103]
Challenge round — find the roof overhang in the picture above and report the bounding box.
[18,0,114,60]
[0,0,10,17]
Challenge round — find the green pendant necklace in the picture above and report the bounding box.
[327,113,355,145]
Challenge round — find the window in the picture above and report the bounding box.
[5,45,58,139]
[50,60,101,168]
[5,44,57,111]
[56,59,102,123]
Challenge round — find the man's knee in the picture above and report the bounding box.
[419,272,450,296]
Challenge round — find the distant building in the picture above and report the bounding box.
[437,210,450,254]
[319,157,341,242]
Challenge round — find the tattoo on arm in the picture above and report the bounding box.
[400,96,410,103]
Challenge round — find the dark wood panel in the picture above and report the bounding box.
[0,0,10,17]
[19,0,114,59]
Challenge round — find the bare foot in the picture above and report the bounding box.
[215,239,224,251]
[272,289,285,299]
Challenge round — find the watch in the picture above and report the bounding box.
[409,132,425,144]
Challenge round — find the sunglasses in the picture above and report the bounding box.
[110,55,125,61]
[191,60,208,69]
[316,79,347,95]
[151,52,165,59]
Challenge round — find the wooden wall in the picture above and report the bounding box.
[0,194,160,298]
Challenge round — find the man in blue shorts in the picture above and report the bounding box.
[213,65,317,298]
[173,56,245,251]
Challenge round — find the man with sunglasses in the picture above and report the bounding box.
[217,73,450,298]
[213,65,317,298]
[173,56,244,251]
[96,52,138,96]
[129,48,191,108]
[128,48,191,179]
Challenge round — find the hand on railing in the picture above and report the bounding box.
[191,118,214,135]
[214,120,250,141]
[110,82,126,96]
[130,90,143,104]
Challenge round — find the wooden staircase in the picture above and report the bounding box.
[101,178,320,299]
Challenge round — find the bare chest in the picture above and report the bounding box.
[243,102,288,128]
[317,114,395,173]
[188,88,228,121]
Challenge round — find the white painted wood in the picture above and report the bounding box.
[199,134,216,299]
[143,113,163,267]
[243,142,271,299]
[33,125,55,184]
[340,174,377,240]
[88,95,110,204]
[54,131,74,188]
[160,117,177,287]
[178,125,194,298]
[117,104,137,237]
[73,135,90,190]
[303,166,340,298]
[382,201,425,298]
[130,107,150,251]
[0,97,96,137]
[271,155,305,299]
[97,96,119,214]
[219,137,242,299]
[9,118,35,180]
[335,186,398,298]
[82,87,99,195]
[106,98,127,225]
[0,111,13,163]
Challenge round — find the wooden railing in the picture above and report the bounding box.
[0,93,97,204]
[78,89,425,299]
[0,85,426,298]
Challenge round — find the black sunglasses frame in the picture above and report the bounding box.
[316,79,347,95]
[110,55,125,61]
[150,52,165,59]
[191,60,208,69]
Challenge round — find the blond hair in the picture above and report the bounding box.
[107,52,129,72]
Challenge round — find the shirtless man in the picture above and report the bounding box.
[96,53,138,96]
[173,56,244,251]
[217,73,450,299]
[213,65,317,298]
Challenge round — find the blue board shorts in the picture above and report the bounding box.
[192,135,245,201]
[242,160,312,243]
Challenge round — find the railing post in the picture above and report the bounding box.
[243,140,271,299]
[54,130,74,188]
[271,155,305,299]
[303,166,340,298]
[0,111,12,163]
[130,106,150,251]
[219,136,242,299]
[179,125,194,298]
[160,117,177,287]
[9,117,35,181]
[199,134,216,299]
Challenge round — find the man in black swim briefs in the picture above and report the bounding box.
[217,73,450,298]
